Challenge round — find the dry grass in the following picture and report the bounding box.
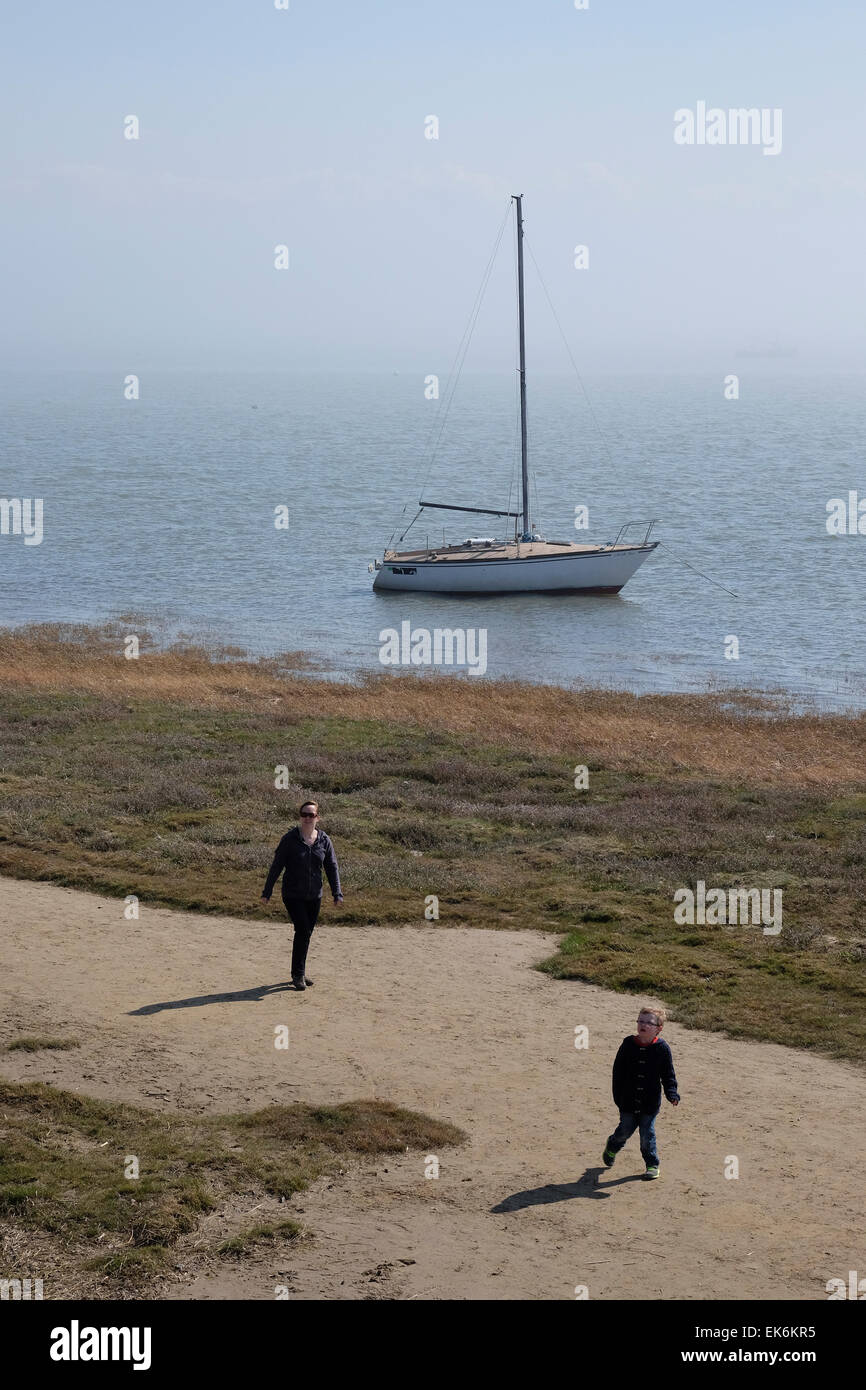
[2,621,864,788]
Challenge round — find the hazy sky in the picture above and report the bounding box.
[3,0,865,372]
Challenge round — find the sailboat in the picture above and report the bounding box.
[372,195,658,595]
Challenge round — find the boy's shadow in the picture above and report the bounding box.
[491,1167,645,1211]
[128,981,296,1016]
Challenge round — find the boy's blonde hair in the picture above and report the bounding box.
[639,1005,666,1027]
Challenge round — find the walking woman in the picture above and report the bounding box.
[260,801,343,990]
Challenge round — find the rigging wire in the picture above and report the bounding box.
[506,367,521,541]
[523,236,618,475]
[523,233,739,599]
[386,200,512,548]
[415,200,513,503]
[390,199,515,548]
[656,542,739,599]
[395,505,423,546]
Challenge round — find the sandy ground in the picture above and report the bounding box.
[1,875,862,1302]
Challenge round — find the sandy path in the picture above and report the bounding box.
[1,875,861,1301]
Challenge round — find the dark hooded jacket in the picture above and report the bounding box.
[262,827,342,902]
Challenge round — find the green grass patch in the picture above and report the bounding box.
[218,1221,302,1258]
[0,1077,465,1293]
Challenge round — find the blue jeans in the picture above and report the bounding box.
[606,1110,659,1167]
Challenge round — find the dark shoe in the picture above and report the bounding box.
[292,975,306,991]
[602,1147,616,1168]
[303,976,313,986]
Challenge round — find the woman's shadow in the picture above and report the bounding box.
[128,981,296,1015]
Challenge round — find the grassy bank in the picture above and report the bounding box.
[0,1077,464,1296]
[1,623,865,1064]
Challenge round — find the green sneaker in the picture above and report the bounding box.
[602,1147,616,1168]
[644,1165,660,1180]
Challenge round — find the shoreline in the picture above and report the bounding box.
[2,617,864,715]
[3,617,866,723]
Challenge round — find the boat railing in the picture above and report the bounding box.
[608,519,660,548]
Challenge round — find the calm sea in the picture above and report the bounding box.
[2,369,864,709]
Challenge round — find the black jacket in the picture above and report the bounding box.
[612,1036,679,1116]
[262,827,342,902]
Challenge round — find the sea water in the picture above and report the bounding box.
[1,368,863,709]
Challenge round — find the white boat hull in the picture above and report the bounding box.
[373,542,658,594]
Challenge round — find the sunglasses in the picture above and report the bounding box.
[300,811,317,818]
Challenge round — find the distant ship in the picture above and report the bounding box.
[372,195,658,595]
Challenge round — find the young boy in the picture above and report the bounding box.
[602,1006,680,1180]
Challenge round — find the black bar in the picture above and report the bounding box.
[12,1298,860,1371]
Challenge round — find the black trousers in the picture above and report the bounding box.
[282,896,321,977]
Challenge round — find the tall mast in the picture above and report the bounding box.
[514,194,530,540]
